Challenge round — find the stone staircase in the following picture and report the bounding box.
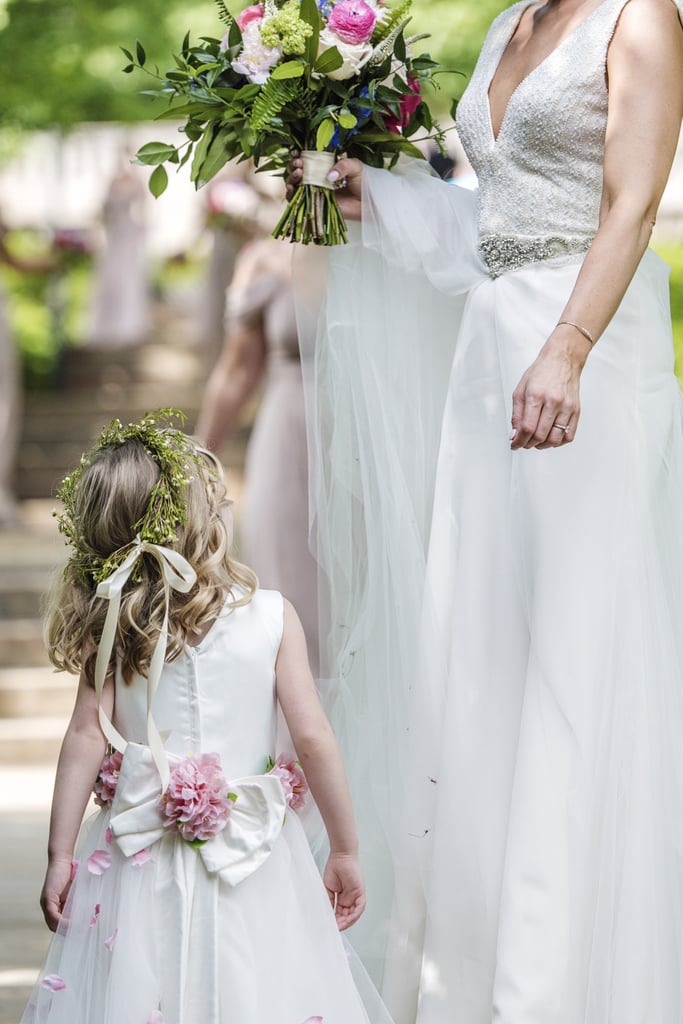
[2,296,251,767]
[0,501,73,766]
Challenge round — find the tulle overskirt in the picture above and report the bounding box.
[23,806,391,1024]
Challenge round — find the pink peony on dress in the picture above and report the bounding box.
[22,589,391,1024]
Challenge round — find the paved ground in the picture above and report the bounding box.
[0,768,54,1024]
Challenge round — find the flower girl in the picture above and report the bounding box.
[23,411,390,1024]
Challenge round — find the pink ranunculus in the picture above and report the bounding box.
[384,73,422,134]
[269,754,309,812]
[158,753,232,844]
[87,849,112,875]
[328,0,377,44]
[41,975,67,992]
[93,750,123,806]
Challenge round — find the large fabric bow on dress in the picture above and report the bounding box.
[109,743,287,886]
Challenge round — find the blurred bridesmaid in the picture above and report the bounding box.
[196,236,319,672]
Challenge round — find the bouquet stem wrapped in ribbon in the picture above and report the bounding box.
[127,0,454,246]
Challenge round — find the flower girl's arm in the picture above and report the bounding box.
[40,667,113,931]
[275,599,365,929]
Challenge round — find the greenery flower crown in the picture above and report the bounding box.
[55,409,204,586]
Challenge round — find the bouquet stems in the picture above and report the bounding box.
[272,151,349,246]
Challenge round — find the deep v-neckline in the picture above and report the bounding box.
[486,0,610,144]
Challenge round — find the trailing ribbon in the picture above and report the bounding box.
[109,743,287,886]
[94,535,197,792]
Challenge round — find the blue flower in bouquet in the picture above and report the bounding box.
[317,0,333,16]
[326,88,372,151]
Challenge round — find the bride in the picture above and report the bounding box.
[290,0,683,1021]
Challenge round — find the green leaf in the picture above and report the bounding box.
[272,61,306,80]
[178,145,194,169]
[182,30,191,56]
[313,46,344,75]
[135,141,178,165]
[193,130,233,187]
[120,47,134,63]
[148,164,168,198]
[136,40,146,66]
[122,64,135,75]
[316,117,335,151]
[228,19,242,49]
[338,111,357,129]
[300,0,321,65]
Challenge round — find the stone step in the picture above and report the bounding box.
[0,571,50,620]
[0,667,76,718]
[0,619,49,668]
[0,715,69,764]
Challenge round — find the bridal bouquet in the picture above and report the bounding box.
[127,0,451,244]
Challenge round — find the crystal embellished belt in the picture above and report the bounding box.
[479,235,593,279]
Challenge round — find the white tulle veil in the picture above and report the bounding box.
[293,159,488,1019]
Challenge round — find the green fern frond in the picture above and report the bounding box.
[250,78,302,132]
[213,0,234,27]
[373,0,412,43]
[369,17,412,65]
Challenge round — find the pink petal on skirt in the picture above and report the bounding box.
[41,975,66,992]
[104,928,118,951]
[87,849,112,875]
[132,848,154,867]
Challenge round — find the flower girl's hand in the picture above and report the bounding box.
[40,856,73,932]
[285,151,363,222]
[323,852,366,931]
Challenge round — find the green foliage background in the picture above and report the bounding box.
[0,0,508,132]
[0,0,680,383]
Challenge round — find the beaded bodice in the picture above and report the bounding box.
[456,0,633,277]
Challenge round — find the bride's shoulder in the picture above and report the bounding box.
[607,0,683,112]
[612,0,683,39]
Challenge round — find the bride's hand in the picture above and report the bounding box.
[510,325,592,450]
[285,150,364,222]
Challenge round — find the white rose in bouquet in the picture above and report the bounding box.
[317,27,373,81]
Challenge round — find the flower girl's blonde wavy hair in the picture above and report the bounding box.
[46,434,257,686]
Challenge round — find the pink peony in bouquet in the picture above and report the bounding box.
[127,0,452,244]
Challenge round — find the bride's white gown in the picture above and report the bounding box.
[301,0,683,1022]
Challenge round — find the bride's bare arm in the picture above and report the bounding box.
[511,0,683,451]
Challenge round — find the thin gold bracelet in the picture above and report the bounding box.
[557,320,596,347]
